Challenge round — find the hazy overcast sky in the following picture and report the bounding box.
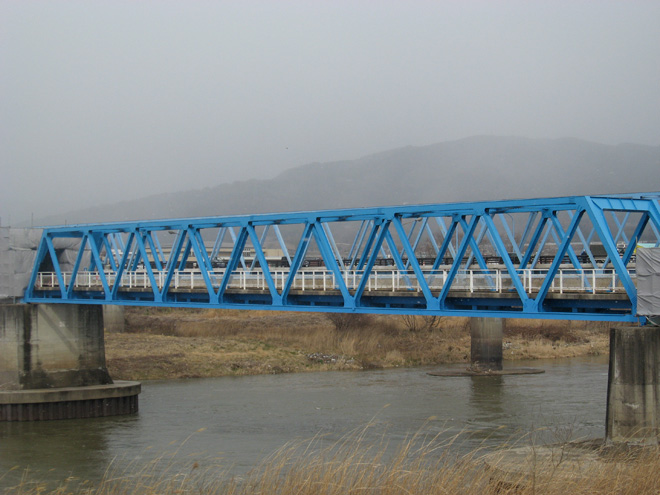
[2,1,659,224]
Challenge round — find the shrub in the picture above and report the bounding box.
[325,313,374,331]
[399,314,442,333]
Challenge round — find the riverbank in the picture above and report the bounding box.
[105,308,610,381]
[6,436,659,495]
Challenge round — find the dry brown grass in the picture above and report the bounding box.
[4,428,660,494]
[502,319,609,360]
[104,308,610,381]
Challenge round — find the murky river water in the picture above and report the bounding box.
[0,356,608,488]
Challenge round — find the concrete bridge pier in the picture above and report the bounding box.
[606,326,660,444]
[0,303,140,421]
[469,317,504,372]
[103,305,125,333]
[429,317,543,377]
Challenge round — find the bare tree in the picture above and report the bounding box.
[400,314,441,333]
[325,313,373,331]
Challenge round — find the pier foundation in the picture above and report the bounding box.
[606,326,660,444]
[470,317,503,371]
[0,303,139,421]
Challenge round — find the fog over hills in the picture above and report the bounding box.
[38,136,660,226]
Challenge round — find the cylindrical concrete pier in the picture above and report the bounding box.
[103,305,125,333]
[0,303,112,389]
[606,326,660,444]
[470,317,503,371]
[0,303,140,421]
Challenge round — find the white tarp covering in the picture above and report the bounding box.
[0,228,87,300]
[0,227,42,301]
[636,247,660,316]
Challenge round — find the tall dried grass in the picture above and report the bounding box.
[4,426,659,495]
[123,308,467,370]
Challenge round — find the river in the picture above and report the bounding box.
[0,356,608,488]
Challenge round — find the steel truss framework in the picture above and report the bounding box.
[23,194,660,322]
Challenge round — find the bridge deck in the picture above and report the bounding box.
[29,266,633,319]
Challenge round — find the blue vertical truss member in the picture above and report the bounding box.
[22,193,660,323]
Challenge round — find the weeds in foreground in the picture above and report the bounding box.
[3,425,660,495]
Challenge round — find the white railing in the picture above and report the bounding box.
[34,267,635,295]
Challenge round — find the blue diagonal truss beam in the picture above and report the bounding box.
[23,193,660,322]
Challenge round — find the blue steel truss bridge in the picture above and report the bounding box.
[23,193,660,323]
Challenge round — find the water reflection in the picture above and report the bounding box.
[0,417,117,485]
[469,375,505,415]
[466,375,506,436]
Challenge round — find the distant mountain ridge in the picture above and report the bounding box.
[38,136,660,225]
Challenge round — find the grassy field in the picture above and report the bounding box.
[105,308,610,381]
